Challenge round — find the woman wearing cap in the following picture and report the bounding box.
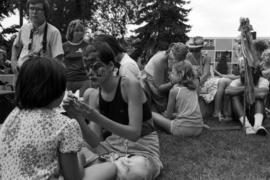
[186,36,232,121]
[142,42,189,113]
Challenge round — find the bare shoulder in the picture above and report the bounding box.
[83,88,99,106]
[84,88,98,97]
[156,51,168,63]
[170,86,179,96]
[121,77,143,100]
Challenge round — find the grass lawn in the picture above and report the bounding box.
[156,118,270,180]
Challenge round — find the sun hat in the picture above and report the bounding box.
[186,36,206,49]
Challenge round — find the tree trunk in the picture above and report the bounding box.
[19,1,23,26]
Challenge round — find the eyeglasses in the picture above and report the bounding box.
[83,58,107,77]
[86,61,106,72]
[29,7,44,12]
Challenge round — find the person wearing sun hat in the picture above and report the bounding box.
[186,36,232,121]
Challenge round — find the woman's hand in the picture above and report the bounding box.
[62,91,83,119]
[73,100,98,123]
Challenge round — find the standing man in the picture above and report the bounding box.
[11,0,64,74]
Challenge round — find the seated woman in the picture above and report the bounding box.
[186,36,231,121]
[0,57,115,180]
[142,42,189,113]
[63,42,163,180]
[260,49,270,112]
[261,49,270,80]
[152,61,205,137]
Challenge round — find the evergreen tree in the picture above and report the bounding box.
[132,0,191,60]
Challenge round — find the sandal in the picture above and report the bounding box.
[213,112,225,122]
[222,116,232,122]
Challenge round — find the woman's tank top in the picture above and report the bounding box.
[99,77,154,135]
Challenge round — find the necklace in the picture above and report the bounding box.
[68,40,83,46]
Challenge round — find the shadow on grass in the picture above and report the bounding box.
[156,118,270,180]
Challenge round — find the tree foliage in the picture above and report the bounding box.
[132,0,191,60]
[0,0,16,22]
[0,0,192,61]
[49,0,97,40]
[0,0,20,50]
[91,0,137,38]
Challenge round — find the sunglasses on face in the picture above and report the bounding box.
[84,59,106,77]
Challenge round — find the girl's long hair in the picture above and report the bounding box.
[173,61,196,90]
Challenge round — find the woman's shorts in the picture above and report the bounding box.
[170,120,203,137]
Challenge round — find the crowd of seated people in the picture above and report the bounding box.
[1,1,270,178]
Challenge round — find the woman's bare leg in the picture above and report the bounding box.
[152,112,172,133]
[213,78,231,120]
[84,162,117,180]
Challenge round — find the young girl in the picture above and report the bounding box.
[63,42,163,180]
[0,57,115,180]
[152,60,205,136]
[63,19,90,97]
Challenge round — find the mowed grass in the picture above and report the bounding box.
[156,119,270,180]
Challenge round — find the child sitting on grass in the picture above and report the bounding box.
[152,61,206,137]
[0,57,115,180]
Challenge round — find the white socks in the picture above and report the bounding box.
[254,113,263,127]
[239,116,252,128]
[240,114,266,135]
[239,113,264,127]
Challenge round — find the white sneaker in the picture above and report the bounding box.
[254,125,268,136]
[245,127,256,135]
